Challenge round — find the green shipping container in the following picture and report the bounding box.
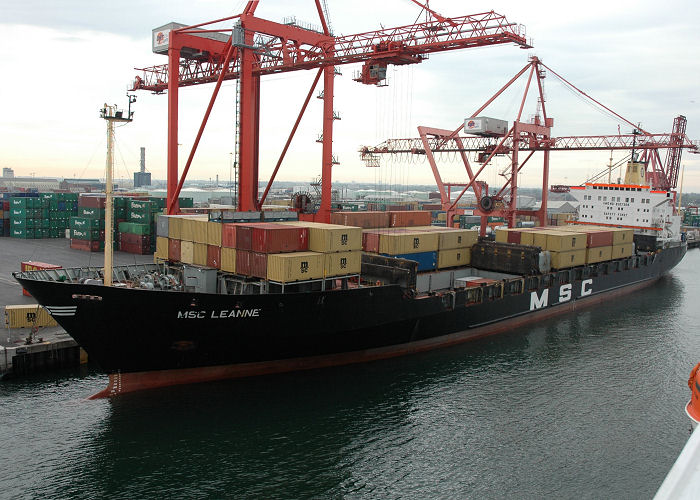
[128,199,153,212]
[11,228,34,238]
[10,207,27,218]
[78,207,105,219]
[70,228,101,240]
[70,217,104,229]
[118,221,151,235]
[128,210,151,222]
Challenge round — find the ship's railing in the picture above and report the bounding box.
[13,263,167,286]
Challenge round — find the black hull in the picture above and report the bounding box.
[15,245,686,392]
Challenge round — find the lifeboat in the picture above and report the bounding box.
[686,363,700,429]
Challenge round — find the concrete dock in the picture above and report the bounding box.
[1,237,152,378]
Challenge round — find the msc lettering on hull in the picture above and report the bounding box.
[529,279,593,311]
[177,309,261,319]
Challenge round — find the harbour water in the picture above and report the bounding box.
[2,251,699,498]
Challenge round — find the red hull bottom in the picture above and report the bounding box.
[89,278,656,399]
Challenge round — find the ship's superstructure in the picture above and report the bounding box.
[571,161,682,244]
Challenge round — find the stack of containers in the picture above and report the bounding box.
[70,194,108,251]
[362,226,477,271]
[1,199,9,236]
[0,199,5,236]
[9,194,41,239]
[155,217,364,284]
[119,198,155,254]
[46,193,79,238]
[279,222,362,281]
[495,225,635,269]
[230,223,311,280]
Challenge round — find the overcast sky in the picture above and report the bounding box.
[1,0,699,191]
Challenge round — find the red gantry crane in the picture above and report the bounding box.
[360,56,698,232]
[131,1,531,219]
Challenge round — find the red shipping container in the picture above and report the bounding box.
[78,194,106,208]
[251,225,308,253]
[168,238,181,261]
[421,204,442,210]
[236,250,251,276]
[207,245,221,268]
[119,233,150,254]
[507,231,521,244]
[249,252,268,279]
[330,211,390,229]
[389,210,432,228]
[70,239,102,252]
[362,231,381,253]
[584,230,613,248]
[234,222,279,250]
[21,261,61,296]
[222,223,237,248]
[2,201,9,210]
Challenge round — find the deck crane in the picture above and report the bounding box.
[360,56,698,231]
[130,1,531,219]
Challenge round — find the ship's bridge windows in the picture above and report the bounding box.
[631,198,634,202]
[625,198,629,202]
[598,196,601,201]
[603,196,607,201]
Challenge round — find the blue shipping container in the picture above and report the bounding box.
[381,251,437,272]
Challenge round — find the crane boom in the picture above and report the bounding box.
[132,11,529,93]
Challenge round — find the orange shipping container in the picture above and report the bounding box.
[330,211,390,229]
[388,210,432,228]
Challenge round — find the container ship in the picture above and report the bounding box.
[13,160,687,396]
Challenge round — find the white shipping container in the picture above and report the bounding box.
[464,117,508,137]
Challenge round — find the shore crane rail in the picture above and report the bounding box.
[130,1,531,218]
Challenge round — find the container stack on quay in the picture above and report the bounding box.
[495,225,634,270]
[69,194,113,252]
[0,199,9,236]
[67,194,193,254]
[7,192,78,239]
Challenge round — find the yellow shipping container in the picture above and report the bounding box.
[168,216,183,240]
[324,251,362,277]
[437,248,470,269]
[533,230,558,249]
[550,249,587,270]
[284,222,362,252]
[379,231,439,255]
[154,237,169,260]
[192,219,209,244]
[437,212,447,222]
[612,243,634,259]
[207,221,222,246]
[267,251,324,282]
[520,230,536,246]
[546,232,586,251]
[177,215,209,242]
[436,229,478,250]
[193,243,208,266]
[180,241,194,264]
[5,305,58,328]
[221,247,236,273]
[610,228,634,245]
[586,245,613,264]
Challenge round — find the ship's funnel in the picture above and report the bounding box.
[624,161,647,185]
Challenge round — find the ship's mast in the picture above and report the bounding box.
[100,96,135,286]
